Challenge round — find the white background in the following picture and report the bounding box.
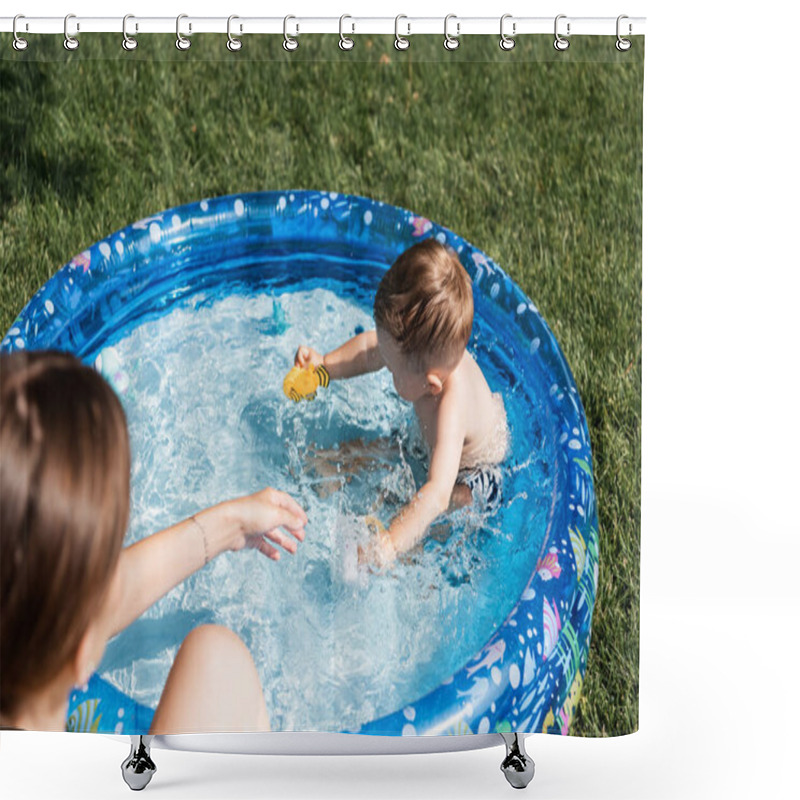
[2,1,798,798]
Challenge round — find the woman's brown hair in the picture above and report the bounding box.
[374,239,473,371]
[0,350,130,718]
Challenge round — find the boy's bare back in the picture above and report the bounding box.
[413,350,508,470]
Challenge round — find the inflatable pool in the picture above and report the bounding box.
[2,190,598,738]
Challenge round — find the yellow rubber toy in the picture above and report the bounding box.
[363,515,387,536]
[283,364,330,402]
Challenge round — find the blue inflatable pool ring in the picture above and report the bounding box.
[2,191,599,738]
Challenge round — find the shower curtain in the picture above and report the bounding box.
[0,27,643,741]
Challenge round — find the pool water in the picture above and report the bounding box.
[97,266,556,732]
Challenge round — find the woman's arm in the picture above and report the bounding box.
[105,489,307,638]
[296,330,383,380]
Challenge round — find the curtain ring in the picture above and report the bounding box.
[64,14,79,51]
[443,14,460,51]
[227,15,243,52]
[12,15,29,51]
[499,14,515,51]
[283,15,298,51]
[122,15,138,51]
[616,15,632,51]
[554,14,570,51]
[176,14,191,51]
[394,15,410,51]
[339,15,355,50]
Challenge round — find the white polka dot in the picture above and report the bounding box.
[509,664,521,689]
[115,241,124,255]
[491,666,502,685]
[478,716,490,734]
[9,327,19,336]
[490,283,500,299]
[530,338,540,353]
[321,197,330,209]
[99,242,111,258]
[200,200,209,212]
[402,723,416,736]
[15,338,25,349]
[330,192,338,200]
[364,210,373,225]
[436,232,446,244]
[118,708,125,718]
[289,193,295,201]
[149,223,161,244]
[403,706,416,721]
[569,440,582,450]
[120,232,126,239]
[278,197,286,211]
[234,199,245,217]
[172,214,182,228]
[45,300,54,315]
[517,302,527,315]
[115,722,123,734]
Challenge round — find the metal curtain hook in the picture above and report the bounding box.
[122,15,138,51]
[444,14,460,51]
[227,15,243,51]
[554,14,570,51]
[176,14,191,51]
[339,15,355,50]
[499,14,515,51]
[283,15,298,51]
[616,15,632,51]
[64,14,79,51]
[394,15,410,51]
[12,15,29,51]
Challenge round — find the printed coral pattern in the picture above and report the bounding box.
[2,191,599,737]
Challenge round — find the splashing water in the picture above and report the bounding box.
[98,282,554,731]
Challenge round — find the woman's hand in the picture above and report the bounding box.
[294,345,325,369]
[224,488,308,561]
[110,488,309,638]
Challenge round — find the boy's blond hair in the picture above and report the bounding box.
[373,239,473,371]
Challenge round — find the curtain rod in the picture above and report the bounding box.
[1,15,646,38]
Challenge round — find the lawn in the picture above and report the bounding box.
[0,33,642,736]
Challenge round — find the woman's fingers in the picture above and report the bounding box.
[256,537,281,561]
[267,488,308,527]
[262,527,300,554]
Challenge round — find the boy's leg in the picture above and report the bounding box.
[149,624,270,734]
[304,435,402,498]
[448,483,474,511]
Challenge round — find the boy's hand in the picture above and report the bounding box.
[357,517,396,571]
[295,345,325,369]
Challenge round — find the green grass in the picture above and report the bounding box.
[0,35,642,736]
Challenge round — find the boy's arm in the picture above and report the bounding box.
[324,329,383,379]
[297,330,383,380]
[382,392,465,559]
